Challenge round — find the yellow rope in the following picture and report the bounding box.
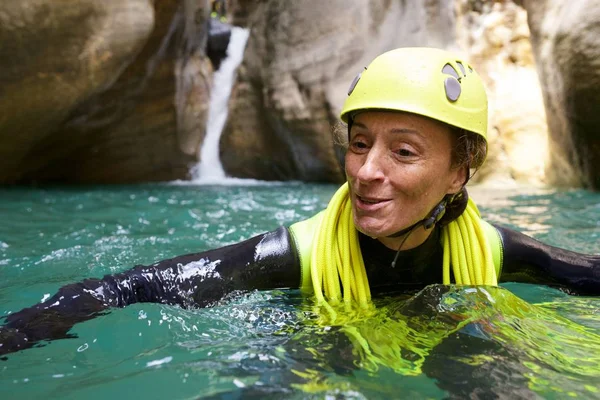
[441,198,498,286]
[301,183,501,381]
[310,183,371,313]
[311,184,498,311]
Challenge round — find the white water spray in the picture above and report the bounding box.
[191,27,250,183]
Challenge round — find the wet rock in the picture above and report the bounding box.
[207,17,232,70]
[5,0,596,187]
[456,0,549,186]
[220,0,457,182]
[520,0,600,189]
[0,0,213,184]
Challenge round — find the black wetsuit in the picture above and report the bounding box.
[1,224,599,357]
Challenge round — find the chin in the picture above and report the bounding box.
[353,217,390,238]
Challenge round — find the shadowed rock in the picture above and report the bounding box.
[520,0,600,189]
[207,17,232,70]
[0,0,213,184]
[5,0,598,187]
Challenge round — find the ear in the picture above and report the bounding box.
[447,166,468,195]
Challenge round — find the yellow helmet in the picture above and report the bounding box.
[340,47,488,140]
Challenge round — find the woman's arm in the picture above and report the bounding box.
[495,225,600,295]
[0,226,300,356]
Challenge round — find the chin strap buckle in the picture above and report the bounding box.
[423,200,448,230]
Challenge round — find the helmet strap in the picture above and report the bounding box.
[388,197,448,268]
[388,188,469,268]
[387,196,449,239]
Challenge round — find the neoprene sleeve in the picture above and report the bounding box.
[495,225,600,295]
[0,227,300,356]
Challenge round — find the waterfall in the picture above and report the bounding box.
[191,27,250,183]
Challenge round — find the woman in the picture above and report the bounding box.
[1,47,599,356]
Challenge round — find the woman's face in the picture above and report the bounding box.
[345,111,465,245]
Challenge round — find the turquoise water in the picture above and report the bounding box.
[1,182,599,399]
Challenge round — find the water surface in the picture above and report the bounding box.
[1,183,599,399]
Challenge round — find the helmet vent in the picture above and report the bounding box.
[442,64,459,79]
[444,78,461,102]
[347,68,366,96]
[456,61,466,76]
[442,63,462,102]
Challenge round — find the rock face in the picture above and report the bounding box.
[519,0,600,189]
[0,0,212,183]
[220,0,554,186]
[220,0,457,182]
[4,0,599,187]
[456,0,549,185]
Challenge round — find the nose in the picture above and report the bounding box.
[356,147,385,183]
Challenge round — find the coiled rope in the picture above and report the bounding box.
[296,183,500,380]
[310,183,498,312]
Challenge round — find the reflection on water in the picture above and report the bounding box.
[469,185,553,235]
[291,285,600,399]
[470,185,600,253]
[0,183,599,399]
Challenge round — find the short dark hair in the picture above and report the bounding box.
[451,127,487,173]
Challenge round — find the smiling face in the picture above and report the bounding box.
[345,111,466,249]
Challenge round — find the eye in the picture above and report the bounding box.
[396,148,415,157]
[349,138,369,153]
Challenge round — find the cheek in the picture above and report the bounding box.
[344,153,359,179]
[415,164,457,199]
[387,165,423,191]
[388,164,448,199]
